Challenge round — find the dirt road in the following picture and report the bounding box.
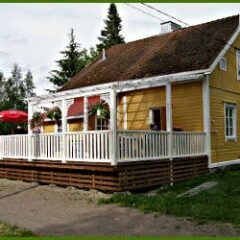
[0,179,239,236]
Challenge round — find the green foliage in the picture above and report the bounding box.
[84,47,99,65]
[0,221,33,237]
[101,166,240,225]
[91,102,109,119]
[47,29,88,90]
[97,3,125,53]
[0,65,35,135]
[30,111,44,129]
[45,107,62,121]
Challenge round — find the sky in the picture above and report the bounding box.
[0,3,240,95]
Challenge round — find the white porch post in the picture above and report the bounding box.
[28,102,33,161]
[203,75,211,166]
[83,96,88,131]
[110,89,117,166]
[61,99,67,163]
[166,82,173,160]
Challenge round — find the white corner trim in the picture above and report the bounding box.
[210,159,240,168]
[202,75,211,167]
[123,96,128,130]
[209,26,240,73]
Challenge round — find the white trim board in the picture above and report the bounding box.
[210,159,240,168]
[29,72,206,105]
[209,26,240,73]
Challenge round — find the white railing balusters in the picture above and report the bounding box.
[0,130,206,163]
[117,131,206,161]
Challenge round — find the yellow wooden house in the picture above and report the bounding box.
[0,14,240,191]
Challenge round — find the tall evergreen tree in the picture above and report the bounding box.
[23,70,35,99]
[97,3,125,53]
[0,64,36,134]
[84,47,99,65]
[4,64,22,108]
[0,71,4,104]
[48,29,87,90]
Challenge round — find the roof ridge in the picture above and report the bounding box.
[106,14,239,53]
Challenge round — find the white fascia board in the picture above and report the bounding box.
[209,26,240,73]
[117,73,205,93]
[29,69,208,105]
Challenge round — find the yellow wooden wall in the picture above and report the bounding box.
[42,122,55,133]
[68,120,83,132]
[118,81,203,132]
[209,35,240,163]
[42,119,85,133]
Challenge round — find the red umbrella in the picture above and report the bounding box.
[0,110,28,123]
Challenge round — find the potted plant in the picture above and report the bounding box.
[30,111,45,129]
[91,102,109,119]
[44,107,62,121]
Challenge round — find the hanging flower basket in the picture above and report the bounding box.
[30,112,45,129]
[45,107,62,121]
[30,107,61,129]
[91,102,109,119]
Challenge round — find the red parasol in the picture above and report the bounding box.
[0,110,28,123]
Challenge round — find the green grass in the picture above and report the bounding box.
[0,221,33,237]
[100,166,240,225]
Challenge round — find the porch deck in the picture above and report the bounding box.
[0,130,208,191]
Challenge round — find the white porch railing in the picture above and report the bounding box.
[117,131,169,161]
[117,131,206,161]
[172,132,206,157]
[0,135,29,159]
[0,131,207,163]
[28,131,111,162]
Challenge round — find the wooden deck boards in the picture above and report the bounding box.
[0,156,208,192]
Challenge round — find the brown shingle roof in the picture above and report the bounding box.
[60,15,239,91]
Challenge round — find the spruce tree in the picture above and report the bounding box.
[48,29,87,89]
[23,70,36,99]
[97,3,125,53]
[0,65,35,134]
[0,71,4,104]
[84,47,99,65]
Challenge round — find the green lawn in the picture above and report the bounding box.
[0,221,33,237]
[101,165,240,225]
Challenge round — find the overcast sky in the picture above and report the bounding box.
[0,3,239,95]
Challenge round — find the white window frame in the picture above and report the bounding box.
[219,57,227,71]
[236,49,240,80]
[224,103,237,141]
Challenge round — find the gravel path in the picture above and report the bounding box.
[0,179,239,236]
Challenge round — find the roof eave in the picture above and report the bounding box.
[208,24,240,74]
[28,69,209,105]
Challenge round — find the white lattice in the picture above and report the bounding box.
[100,93,111,104]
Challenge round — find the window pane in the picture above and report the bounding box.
[225,104,236,138]
[238,50,240,76]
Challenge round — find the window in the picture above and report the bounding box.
[219,57,227,71]
[237,50,240,80]
[57,121,62,133]
[225,103,236,140]
[149,107,166,130]
[96,117,109,130]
